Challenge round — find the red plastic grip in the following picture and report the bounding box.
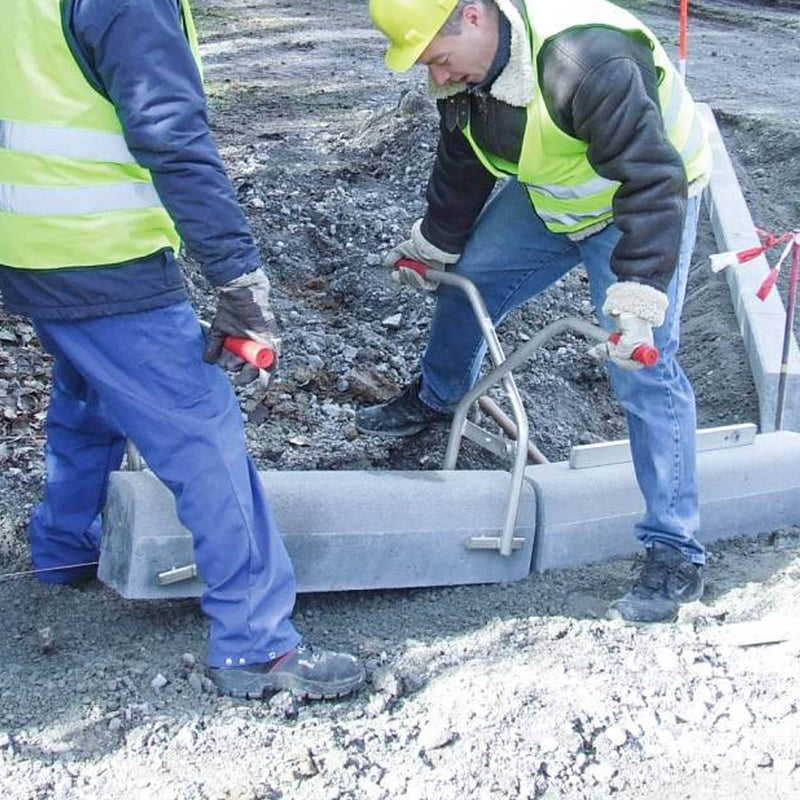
[223,336,275,369]
[608,332,659,367]
[394,257,429,278]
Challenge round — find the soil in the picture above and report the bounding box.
[1,1,799,798]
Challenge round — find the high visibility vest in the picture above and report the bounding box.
[0,0,202,270]
[461,0,713,236]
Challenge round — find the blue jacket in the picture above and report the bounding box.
[0,0,262,320]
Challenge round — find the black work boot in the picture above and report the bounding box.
[612,542,704,623]
[355,377,451,437]
[208,643,365,700]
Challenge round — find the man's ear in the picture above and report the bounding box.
[462,2,485,29]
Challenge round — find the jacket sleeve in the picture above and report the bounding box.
[419,100,496,254]
[69,0,262,286]
[540,29,688,293]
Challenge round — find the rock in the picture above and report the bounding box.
[418,719,456,751]
[180,653,197,671]
[0,731,11,750]
[756,752,773,768]
[187,672,204,694]
[289,748,319,778]
[604,724,628,748]
[381,312,402,329]
[366,693,391,716]
[108,718,123,733]
[372,667,403,698]
[269,691,299,719]
[151,674,168,690]
[37,626,56,655]
[586,761,616,784]
[654,647,680,671]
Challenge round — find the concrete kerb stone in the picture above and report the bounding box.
[99,469,537,599]
[98,108,800,596]
[699,103,800,432]
[528,430,800,572]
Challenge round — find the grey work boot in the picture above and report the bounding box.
[208,643,365,700]
[612,542,704,623]
[355,377,451,437]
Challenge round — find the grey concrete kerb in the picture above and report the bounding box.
[98,107,800,597]
[699,104,800,432]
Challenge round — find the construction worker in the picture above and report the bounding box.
[362,0,713,622]
[0,0,364,700]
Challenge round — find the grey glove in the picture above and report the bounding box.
[588,281,668,371]
[203,269,280,384]
[384,220,460,291]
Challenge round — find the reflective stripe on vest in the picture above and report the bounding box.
[0,118,138,164]
[0,0,201,269]
[461,0,712,235]
[0,181,161,217]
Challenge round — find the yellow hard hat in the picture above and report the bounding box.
[369,0,459,72]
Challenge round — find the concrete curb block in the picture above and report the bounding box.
[699,103,800,432]
[529,431,800,572]
[99,469,537,599]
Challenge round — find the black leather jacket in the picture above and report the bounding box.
[420,27,690,293]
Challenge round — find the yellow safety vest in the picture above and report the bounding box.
[462,0,712,235]
[0,0,202,269]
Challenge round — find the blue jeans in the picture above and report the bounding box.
[420,181,704,563]
[30,302,301,665]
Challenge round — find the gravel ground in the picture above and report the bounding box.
[1,1,799,798]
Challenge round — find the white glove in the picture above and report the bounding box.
[588,282,668,371]
[383,220,460,291]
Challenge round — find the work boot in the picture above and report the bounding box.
[208,643,365,700]
[612,542,704,623]
[355,377,451,437]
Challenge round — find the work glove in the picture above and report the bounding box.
[588,281,668,371]
[384,220,460,291]
[203,268,280,385]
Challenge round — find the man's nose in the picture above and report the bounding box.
[429,64,450,86]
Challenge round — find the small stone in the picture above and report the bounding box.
[0,731,11,749]
[269,690,299,719]
[372,667,403,698]
[654,647,680,671]
[381,312,402,330]
[108,718,123,733]
[289,748,319,778]
[756,752,774,768]
[418,719,456,751]
[366,693,390,716]
[151,674,168,690]
[38,627,56,655]
[604,724,628,748]
[586,762,616,784]
[187,672,203,694]
[180,653,197,671]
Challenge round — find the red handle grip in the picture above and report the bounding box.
[394,257,429,278]
[223,336,275,370]
[608,332,659,367]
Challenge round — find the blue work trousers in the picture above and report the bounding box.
[420,182,704,563]
[29,301,301,666]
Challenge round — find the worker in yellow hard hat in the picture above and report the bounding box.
[361,0,713,624]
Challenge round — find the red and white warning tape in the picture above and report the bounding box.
[710,228,800,301]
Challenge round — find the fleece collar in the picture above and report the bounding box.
[426,0,535,108]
